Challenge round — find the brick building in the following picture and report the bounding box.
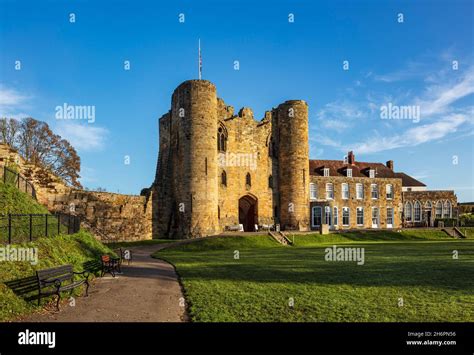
[309,152,457,231]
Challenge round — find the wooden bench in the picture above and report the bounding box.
[36,265,90,311]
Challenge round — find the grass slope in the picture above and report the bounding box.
[0,182,48,214]
[0,181,114,321]
[154,231,474,322]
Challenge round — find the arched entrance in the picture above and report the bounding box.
[239,195,258,232]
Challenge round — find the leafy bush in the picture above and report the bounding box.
[460,214,474,227]
[435,218,457,227]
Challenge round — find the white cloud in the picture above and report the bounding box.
[416,68,474,116]
[55,122,108,152]
[316,101,365,132]
[310,134,343,149]
[348,113,470,154]
[317,62,474,155]
[374,61,427,83]
[0,85,31,117]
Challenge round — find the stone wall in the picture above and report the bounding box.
[47,189,152,242]
[217,106,274,230]
[458,203,474,214]
[0,143,152,243]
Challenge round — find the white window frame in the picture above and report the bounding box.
[371,207,379,228]
[371,184,378,199]
[346,169,352,178]
[356,207,364,226]
[443,201,451,218]
[386,184,393,200]
[405,202,413,222]
[341,183,349,200]
[324,206,332,225]
[326,183,334,200]
[333,207,338,226]
[387,207,394,228]
[311,206,322,227]
[414,201,421,222]
[342,207,350,226]
[369,169,375,178]
[435,201,442,219]
[356,183,364,199]
[309,183,317,200]
[323,168,329,177]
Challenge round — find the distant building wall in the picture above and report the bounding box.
[402,190,457,227]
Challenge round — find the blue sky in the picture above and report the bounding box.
[1,0,473,201]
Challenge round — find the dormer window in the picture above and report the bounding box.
[347,169,352,178]
[369,169,375,178]
[323,168,330,177]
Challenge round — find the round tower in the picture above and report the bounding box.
[171,80,219,237]
[276,100,310,230]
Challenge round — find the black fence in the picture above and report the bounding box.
[0,166,37,199]
[0,213,80,245]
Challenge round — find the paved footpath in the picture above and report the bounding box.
[21,243,187,322]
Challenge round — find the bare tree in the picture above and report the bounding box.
[0,117,82,188]
[0,117,20,147]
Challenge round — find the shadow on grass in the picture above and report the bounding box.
[158,241,474,292]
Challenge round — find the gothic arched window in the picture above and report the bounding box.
[217,126,227,152]
[414,201,421,222]
[246,173,251,187]
[443,201,452,218]
[404,202,413,222]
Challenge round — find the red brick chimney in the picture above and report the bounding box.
[386,160,394,170]
[348,151,355,165]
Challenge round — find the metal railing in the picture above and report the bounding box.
[0,165,37,199]
[0,213,80,245]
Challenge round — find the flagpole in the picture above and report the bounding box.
[198,39,202,80]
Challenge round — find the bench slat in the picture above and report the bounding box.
[39,274,73,286]
[37,265,73,279]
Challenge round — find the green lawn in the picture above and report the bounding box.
[153,231,474,322]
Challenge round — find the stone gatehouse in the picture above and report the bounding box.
[149,80,458,238]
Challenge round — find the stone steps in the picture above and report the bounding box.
[442,227,466,239]
[268,231,293,246]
